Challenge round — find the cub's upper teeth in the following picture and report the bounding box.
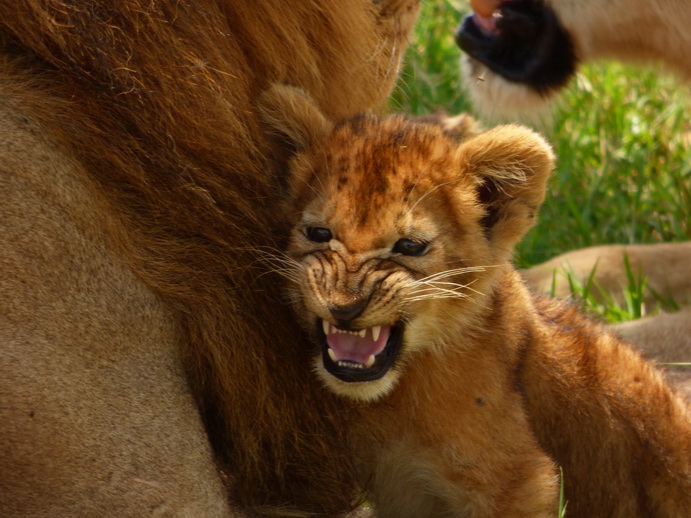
[322,321,392,372]
[322,320,368,338]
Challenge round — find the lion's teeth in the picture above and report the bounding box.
[358,329,366,338]
[322,319,330,336]
[365,355,376,368]
[327,348,338,363]
[372,326,381,342]
[338,361,365,369]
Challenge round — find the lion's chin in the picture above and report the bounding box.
[313,319,404,401]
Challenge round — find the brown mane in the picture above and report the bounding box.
[0,0,419,512]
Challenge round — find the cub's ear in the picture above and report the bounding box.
[258,83,332,199]
[456,124,555,254]
[258,83,331,155]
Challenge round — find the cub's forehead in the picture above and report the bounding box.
[320,115,457,197]
[302,115,463,235]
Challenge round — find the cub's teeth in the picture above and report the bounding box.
[322,319,330,336]
[327,348,338,363]
[372,326,381,342]
[365,355,376,368]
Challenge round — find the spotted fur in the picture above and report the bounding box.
[261,84,691,518]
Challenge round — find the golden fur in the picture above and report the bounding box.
[261,84,691,517]
[0,1,421,515]
[522,243,691,395]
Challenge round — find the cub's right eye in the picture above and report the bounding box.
[392,238,428,256]
[305,226,333,243]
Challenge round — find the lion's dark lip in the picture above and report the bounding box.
[454,1,576,92]
[315,320,404,383]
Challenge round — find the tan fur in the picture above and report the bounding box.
[0,1,422,516]
[522,241,691,308]
[263,85,691,517]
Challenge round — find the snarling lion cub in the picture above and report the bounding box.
[260,84,691,518]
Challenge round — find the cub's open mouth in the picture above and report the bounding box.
[316,319,403,383]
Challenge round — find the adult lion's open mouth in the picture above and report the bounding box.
[455,0,576,92]
[316,319,404,383]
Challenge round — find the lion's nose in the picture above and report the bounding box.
[328,300,367,326]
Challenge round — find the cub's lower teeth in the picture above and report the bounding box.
[338,361,365,369]
[327,348,377,370]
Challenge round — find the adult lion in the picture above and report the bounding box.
[0,1,420,516]
[455,0,691,370]
[457,0,691,117]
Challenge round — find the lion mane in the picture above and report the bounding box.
[0,1,420,515]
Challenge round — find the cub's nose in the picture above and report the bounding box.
[328,300,367,326]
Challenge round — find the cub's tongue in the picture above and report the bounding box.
[325,324,391,365]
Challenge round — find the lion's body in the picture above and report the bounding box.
[1,92,233,517]
[262,86,691,517]
[545,0,691,79]
[0,1,421,515]
[521,242,691,398]
[521,242,691,309]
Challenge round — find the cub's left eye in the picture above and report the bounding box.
[392,238,428,257]
[305,226,333,243]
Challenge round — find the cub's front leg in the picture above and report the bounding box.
[359,392,559,517]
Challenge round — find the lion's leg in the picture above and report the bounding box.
[0,98,234,517]
[521,242,691,309]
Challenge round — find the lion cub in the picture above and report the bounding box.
[260,84,691,518]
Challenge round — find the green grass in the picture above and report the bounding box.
[391,0,690,323]
[558,468,568,518]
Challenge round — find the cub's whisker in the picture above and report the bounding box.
[250,249,305,284]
